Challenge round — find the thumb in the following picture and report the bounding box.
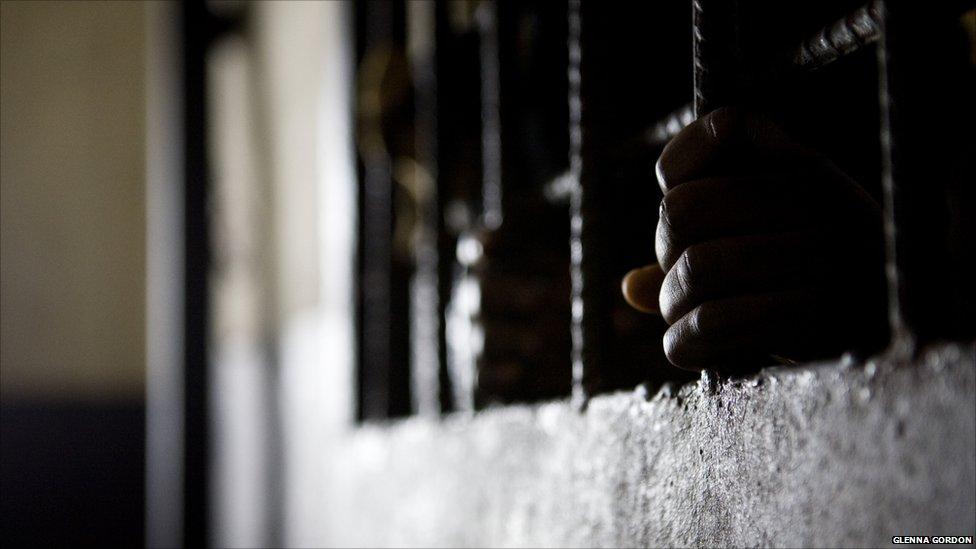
[622,264,665,314]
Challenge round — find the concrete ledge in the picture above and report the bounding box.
[303,344,975,547]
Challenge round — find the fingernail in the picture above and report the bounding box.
[622,265,664,314]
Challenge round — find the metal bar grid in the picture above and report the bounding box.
[566,0,974,403]
[352,0,974,414]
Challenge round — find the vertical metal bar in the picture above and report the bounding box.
[568,0,611,407]
[407,0,441,417]
[356,0,414,420]
[692,0,741,116]
[877,0,976,355]
[478,2,503,230]
[357,1,395,420]
[568,0,586,406]
[439,2,482,413]
[359,149,393,419]
[432,0,459,415]
[567,0,585,406]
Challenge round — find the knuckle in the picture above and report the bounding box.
[654,219,671,267]
[656,194,685,269]
[690,301,718,335]
[661,245,710,325]
[679,242,717,285]
[655,204,676,267]
[659,269,681,325]
[659,188,692,236]
[663,317,700,370]
[666,251,695,319]
[679,246,698,281]
[658,194,674,228]
[662,323,687,367]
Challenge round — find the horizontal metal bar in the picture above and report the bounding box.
[792,0,881,71]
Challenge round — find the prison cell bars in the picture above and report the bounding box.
[362,0,974,412]
[568,0,975,403]
[651,1,883,147]
[550,2,885,204]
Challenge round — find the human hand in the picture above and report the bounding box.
[622,108,887,372]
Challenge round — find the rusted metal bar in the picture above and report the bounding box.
[653,1,883,147]
[568,0,617,407]
[660,0,881,147]
[555,1,887,204]
[793,0,881,71]
[692,0,743,117]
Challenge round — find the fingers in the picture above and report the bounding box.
[622,264,665,314]
[654,176,819,271]
[647,108,887,372]
[655,107,807,193]
[662,289,829,372]
[658,233,817,325]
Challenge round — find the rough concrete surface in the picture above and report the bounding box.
[301,344,975,548]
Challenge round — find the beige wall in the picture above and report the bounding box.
[1,1,146,401]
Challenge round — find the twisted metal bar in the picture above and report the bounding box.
[793,0,881,71]
[693,0,742,116]
[650,1,883,148]
[567,0,587,407]
[546,1,888,206]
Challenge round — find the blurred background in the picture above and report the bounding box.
[2,1,973,547]
[1,1,685,545]
[2,1,147,546]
